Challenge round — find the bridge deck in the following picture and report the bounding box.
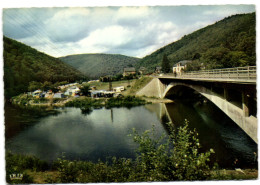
[159,66,256,85]
[158,76,256,84]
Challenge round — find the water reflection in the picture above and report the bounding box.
[6,106,167,163]
[5,103,61,139]
[5,102,257,169]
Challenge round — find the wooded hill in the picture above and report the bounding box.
[136,12,256,72]
[60,54,140,79]
[3,36,85,98]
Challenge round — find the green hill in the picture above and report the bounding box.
[3,36,85,98]
[137,12,256,71]
[60,54,140,79]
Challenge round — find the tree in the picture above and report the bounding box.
[184,60,202,71]
[28,81,42,92]
[161,54,171,73]
[42,81,52,91]
[80,84,91,96]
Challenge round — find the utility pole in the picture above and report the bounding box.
[109,76,112,91]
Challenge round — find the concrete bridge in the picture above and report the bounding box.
[137,66,257,143]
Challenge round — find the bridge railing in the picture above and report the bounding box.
[177,66,256,80]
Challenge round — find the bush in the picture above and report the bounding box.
[6,151,49,183]
[105,96,146,108]
[65,97,103,108]
[52,98,66,103]
[33,97,48,103]
[130,120,215,181]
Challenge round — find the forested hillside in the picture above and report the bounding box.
[137,13,256,71]
[60,54,140,79]
[3,36,85,98]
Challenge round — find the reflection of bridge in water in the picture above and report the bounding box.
[138,66,257,143]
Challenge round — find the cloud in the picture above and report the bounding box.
[3,5,255,58]
[83,25,132,47]
[44,8,92,42]
[203,5,255,17]
[115,6,154,26]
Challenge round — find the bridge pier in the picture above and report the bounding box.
[223,87,230,101]
[242,92,249,117]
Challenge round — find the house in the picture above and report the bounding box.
[64,86,81,96]
[155,67,162,74]
[90,90,105,98]
[53,93,65,98]
[103,91,115,98]
[45,90,54,99]
[123,67,136,76]
[173,60,192,75]
[139,67,146,75]
[40,91,47,98]
[32,90,42,98]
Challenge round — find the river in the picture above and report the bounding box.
[5,101,257,169]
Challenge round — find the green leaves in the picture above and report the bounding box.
[131,119,215,181]
[161,54,171,73]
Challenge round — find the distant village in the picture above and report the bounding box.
[28,82,125,100]
[27,60,191,100]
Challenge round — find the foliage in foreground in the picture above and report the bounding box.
[6,152,49,183]
[6,120,216,183]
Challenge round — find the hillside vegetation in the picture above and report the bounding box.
[137,13,256,71]
[60,54,140,79]
[3,36,85,98]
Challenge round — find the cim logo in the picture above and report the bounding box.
[10,173,23,180]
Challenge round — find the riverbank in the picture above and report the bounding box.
[11,93,173,108]
[11,95,149,109]
[142,97,173,103]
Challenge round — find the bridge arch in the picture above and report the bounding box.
[162,82,257,143]
[163,83,204,99]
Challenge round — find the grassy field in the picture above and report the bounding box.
[128,76,152,95]
[87,76,153,96]
[88,79,136,92]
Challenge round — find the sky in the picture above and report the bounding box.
[2,4,255,58]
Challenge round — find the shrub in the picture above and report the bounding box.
[105,96,146,108]
[65,97,103,108]
[6,151,49,183]
[57,155,79,183]
[130,120,215,181]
